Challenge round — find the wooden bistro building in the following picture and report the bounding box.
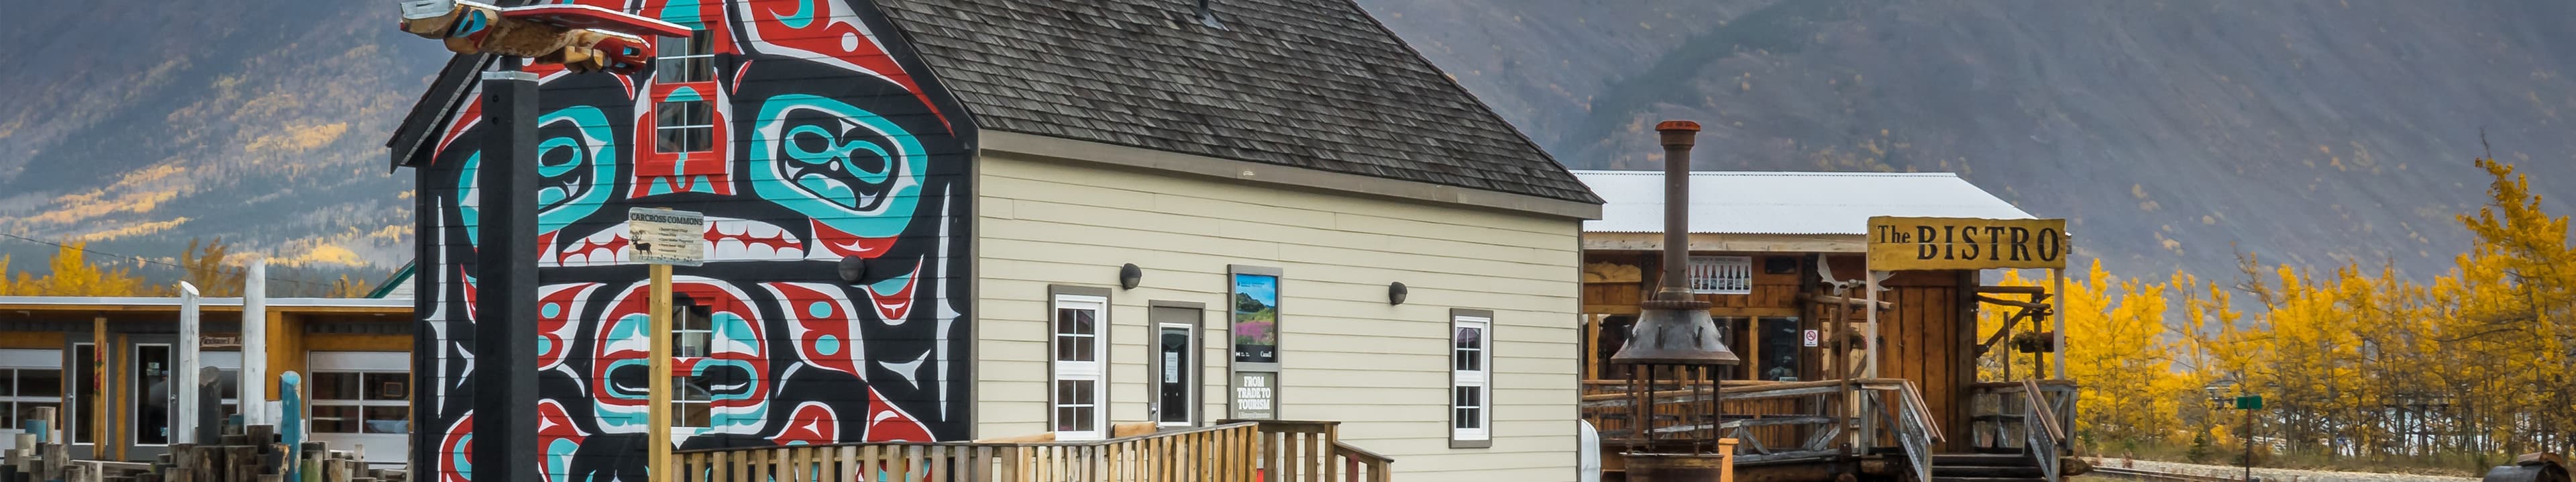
[0,295,413,465]
[1570,170,2082,482]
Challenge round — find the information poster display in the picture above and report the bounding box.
[1230,269,1281,365]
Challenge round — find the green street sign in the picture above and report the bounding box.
[2235,395,2263,410]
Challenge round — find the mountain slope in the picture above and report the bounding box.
[1366,0,2576,279]
[0,1,442,270]
[9,1,2576,283]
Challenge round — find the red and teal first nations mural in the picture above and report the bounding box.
[413,1,974,480]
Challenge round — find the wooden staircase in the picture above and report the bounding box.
[1929,453,2045,482]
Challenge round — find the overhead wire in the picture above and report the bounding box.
[0,232,353,289]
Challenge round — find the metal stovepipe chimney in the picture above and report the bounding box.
[1609,120,1739,367]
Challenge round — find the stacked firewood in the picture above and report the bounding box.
[0,407,402,482]
[156,428,402,482]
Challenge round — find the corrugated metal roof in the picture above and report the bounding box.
[1574,170,2035,235]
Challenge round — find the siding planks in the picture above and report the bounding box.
[975,152,1582,481]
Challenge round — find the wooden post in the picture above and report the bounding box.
[2050,264,2068,381]
[1862,272,1881,379]
[93,316,107,451]
[648,264,674,482]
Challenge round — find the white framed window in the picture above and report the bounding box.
[1051,293,1108,440]
[1688,255,1754,295]
[1450,312,1493,447]
[306,352,410,436]
[670,305,713,429]
[653,29,714,83]
[655,99,714,154]
[0,348,64,437]
[652,28,716,154]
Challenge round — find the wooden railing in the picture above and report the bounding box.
[1579,378,1941,466]
[676,422,1264,481]
[1969,380,2080,482]
[2021,380,2067,482]
[673,420,1393,482]
[1880,381,1942,482]
[1229,420,1392,482]
[1967,380,2078,453]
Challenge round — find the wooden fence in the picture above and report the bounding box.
[1580,378,1943,466]
[676,420,1391,482]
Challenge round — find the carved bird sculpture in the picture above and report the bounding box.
[396,0,691,75]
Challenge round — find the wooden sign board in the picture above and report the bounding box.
[629,207,704,267]
[1866,216,2069,271]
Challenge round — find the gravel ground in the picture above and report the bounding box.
[2084,457,2481,482]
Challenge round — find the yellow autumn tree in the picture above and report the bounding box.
[325,274,374,298]
[178,237,245,297]
[1976,261,2191,450]
[9,242,152,296]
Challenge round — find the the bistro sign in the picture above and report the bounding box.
[1866,216,2069,271]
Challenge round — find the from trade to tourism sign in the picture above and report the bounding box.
[1866,216,2070,271]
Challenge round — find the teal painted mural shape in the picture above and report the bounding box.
[281,371,305,482]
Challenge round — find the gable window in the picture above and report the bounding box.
[1450,310,1493,448]
[1051,291,1108,440]
[654,29,714,83]
[1688,256,1753,295]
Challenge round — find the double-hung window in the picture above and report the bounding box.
[1051,293,1108,440]
[1450,311,1493,448]
[0,349,63,432]
[652,29,716,154]
[670,305,714,428]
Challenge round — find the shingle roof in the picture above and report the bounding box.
[1574,170,2036,235]
[871,0,1600,204]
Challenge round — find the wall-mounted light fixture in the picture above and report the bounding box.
[1119,263,1143,290]
[1387,282,1408,305]
[838,256,870,284]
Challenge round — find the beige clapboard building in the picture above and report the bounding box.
[968,132,1598,479]
[893,0,1615,471]
[864,0,1611,476]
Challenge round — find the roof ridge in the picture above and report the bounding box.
[1572,170,1962,177]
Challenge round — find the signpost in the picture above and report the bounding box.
[1865,216,2069,271]
[2236,395,2263,481]
[1865,215,2073,377]
[629,207,702,482]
